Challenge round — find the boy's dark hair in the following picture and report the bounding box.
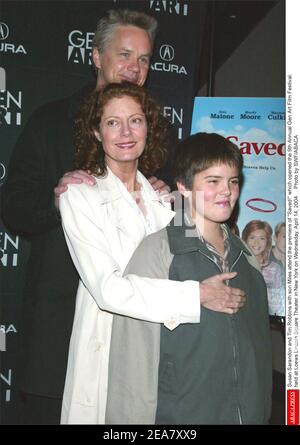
[173,132,243,189]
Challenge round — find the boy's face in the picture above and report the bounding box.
[178,163,240,227]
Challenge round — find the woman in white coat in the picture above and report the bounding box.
[59,82,245,424]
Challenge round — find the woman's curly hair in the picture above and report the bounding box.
[74,82,169,177]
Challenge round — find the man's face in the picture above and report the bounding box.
[93,25,152,89]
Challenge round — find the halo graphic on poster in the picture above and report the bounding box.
[191,97,285,317]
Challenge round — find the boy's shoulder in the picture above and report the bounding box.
[125,228,172,279]
[230,232,262,272]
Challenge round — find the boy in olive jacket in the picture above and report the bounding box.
[106,132,272,425]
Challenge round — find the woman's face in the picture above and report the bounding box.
[246,229,268,257]
[95,95,147,170]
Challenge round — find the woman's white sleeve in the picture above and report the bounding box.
[60,185,200,329]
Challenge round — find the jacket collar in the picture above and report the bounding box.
[95,168,175,233]
[167,213,252,258]
[95,168,164,204]
[94,169,124,204]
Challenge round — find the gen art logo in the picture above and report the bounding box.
[67,29,94,65]
[0,231,19,267]
[149,0,189,16]
[0,89,23,126]
[0,369,12,402]
[164,105,184,139]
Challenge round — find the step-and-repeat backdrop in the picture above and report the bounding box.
[0,0,206,423]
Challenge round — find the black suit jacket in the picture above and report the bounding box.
[1,85,92,397]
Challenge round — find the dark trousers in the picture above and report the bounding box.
[19,391,62,425]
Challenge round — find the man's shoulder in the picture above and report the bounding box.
[34,96,71,114]
[29,84,94,125]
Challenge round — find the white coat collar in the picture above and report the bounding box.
[95,168,175,233]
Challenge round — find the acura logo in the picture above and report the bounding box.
[0,22,9,40]
[159,44,174,62]
[0,163,6,181]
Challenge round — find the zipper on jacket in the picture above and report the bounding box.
[230,250,244,272]
[198,248,245,424]
[197,249,223,273]
[198,248,245,280]
[230,250,244,425]
[230,249,244,426]
[237,406,242,424]
[231,318,243,424]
